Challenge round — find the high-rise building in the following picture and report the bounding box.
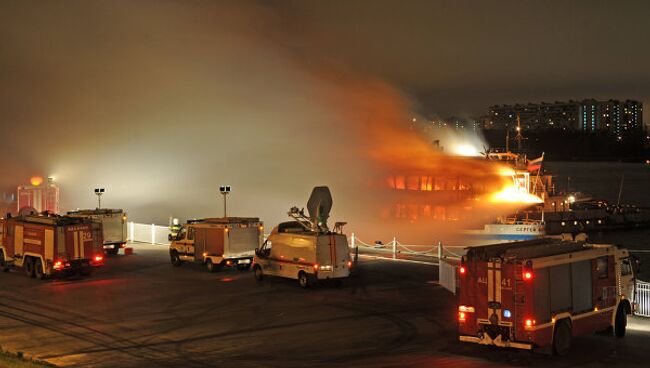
[487,99,643,133]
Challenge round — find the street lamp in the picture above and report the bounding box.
[219,185,231,218]
[94,188,105,209]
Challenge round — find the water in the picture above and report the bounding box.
[545,161,650,280]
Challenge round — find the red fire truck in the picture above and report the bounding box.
[0,213,104,279]
[457,238,636,356]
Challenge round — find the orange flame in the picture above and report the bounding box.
[488,185,543,204]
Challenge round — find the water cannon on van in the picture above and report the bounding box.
[253,186,351,288]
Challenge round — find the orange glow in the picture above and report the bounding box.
[488,185,543,204]
[459,311,466,322]
[30,176,44,186]
[525,318,536,327]
[347,260,352,268]
[523,271,533,280]
[94,255,103,262]
[459,266,466,275]
[53,260,63,270]
[313,263,319,270]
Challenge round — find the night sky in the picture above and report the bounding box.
[271,0,650,119]
[1,0,649,242]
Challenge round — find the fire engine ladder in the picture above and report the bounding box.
[513,261,526,338]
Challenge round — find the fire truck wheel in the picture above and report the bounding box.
[0,251,8,272]
[552,320,572,356]
[253,265,263,281]
[34,258,47,280]
[24,257,35,278]
[298,271,311,288]
[170,251,183,267]
[615,306,627,337]
[206,259,219,273]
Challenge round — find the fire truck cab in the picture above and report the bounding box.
[0,213,104,279]
[458,238,635,356]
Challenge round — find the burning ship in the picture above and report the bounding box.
[463,119,650,243]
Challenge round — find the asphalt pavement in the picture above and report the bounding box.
[0,243,649,368]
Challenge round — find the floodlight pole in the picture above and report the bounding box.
[223,192,228,217]
[94,188,105,209]
[220,185,231,218]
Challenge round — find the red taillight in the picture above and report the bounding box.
[226,260,233,266]
[347,260,352,268]
[313,264,319,271]
[459,311,466,322]
[525,318,535,327]
[53,260,63,270]
[459,266,466,275]
[523,271,533,280]
[94,255,104,262]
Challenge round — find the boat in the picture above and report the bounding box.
[464,217,545,244]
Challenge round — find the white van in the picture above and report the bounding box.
[252,186,352,288]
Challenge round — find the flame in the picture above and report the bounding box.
[488,185,543,204]
[449,143,481,157]
[496,167,516,176]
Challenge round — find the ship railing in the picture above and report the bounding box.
[499,218,543,226]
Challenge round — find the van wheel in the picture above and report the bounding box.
[34,258,47,280]
[298,271,310,288]
[170,251,183,267]
[553,320,572,356]
[24,257,35,278]
[206,259,219,273]
[615,306,627,337]
[253,265,263,281]
[0,251,8,272]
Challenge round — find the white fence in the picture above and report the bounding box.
[127,222,171,245]
[636,280,650,317]
[350,233,466,259]
[124,222,466,259]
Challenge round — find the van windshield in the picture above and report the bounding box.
[177,227,187,241]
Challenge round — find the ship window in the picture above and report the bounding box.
[621,258,632,276]
[596,257,608,279]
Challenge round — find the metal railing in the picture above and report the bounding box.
[124,223,467,259]
[349,233,465,259]
[636,280,650,317]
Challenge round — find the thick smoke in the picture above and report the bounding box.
[0,1,523,244]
